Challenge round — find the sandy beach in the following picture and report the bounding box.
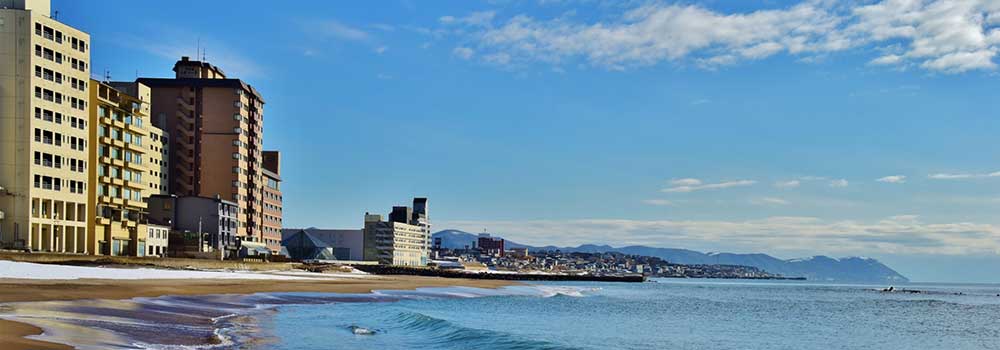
[0,263,516,350]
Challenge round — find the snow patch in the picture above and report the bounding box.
[0,260,341,280]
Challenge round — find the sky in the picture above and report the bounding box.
[55,0,1000,283]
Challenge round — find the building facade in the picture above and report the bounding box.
[0,0,91,252]
[281,228,363,261]
[86,80,165,256]
[137,57,269,251]
[261,150,282,253]
[147,194,238,257]
[146,223,169,257]
[477,233,505,257]
[362,198,431,266]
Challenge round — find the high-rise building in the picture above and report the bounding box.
[363,198,432,266]
[261,150,282,253]
[0,0,92,252]
[137,57,268,248]
[87,80,167,256]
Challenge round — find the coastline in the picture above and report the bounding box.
[0,275,518,350]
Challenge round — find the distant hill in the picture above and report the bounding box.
[432,230,909,283]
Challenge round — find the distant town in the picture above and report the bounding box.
[431,236,790,279]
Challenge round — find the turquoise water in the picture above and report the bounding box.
[5,280,1000,349]
[265,280,1000,350]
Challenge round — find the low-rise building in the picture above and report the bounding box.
[477,233,505,257]
[145,223,169,257]
[147,194,238,258]
[280,228,363,261]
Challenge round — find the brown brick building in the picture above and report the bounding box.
[137,57,273,247]
[261,150,282,253]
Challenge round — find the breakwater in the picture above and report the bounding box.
[353,265,646,283]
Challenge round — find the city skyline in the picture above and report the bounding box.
[53,0,1000,283]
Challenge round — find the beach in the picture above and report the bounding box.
[0,260,515,350]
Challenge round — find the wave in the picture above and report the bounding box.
[393,310,580,350]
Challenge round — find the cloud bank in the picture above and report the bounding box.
[441,215,1000,257]
[445,0,1000,73]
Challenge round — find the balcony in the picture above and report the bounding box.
[124,199,147,209]
[124,179,145,190]
[126,142,144,152]
[125,122,145,134]
[125,161,144,172]
[174,125,194,139]
[176,96,193,109]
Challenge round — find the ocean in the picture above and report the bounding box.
[5,279,1000,349]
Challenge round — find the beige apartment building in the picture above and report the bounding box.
[87,80,167,256]
[0,0,92,252]
[137,57,269,248]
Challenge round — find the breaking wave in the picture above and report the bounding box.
[393,311,580,350]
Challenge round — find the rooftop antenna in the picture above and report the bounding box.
[52,10,58,20]
[104,69,111,82]
[196,37,200,60]
[202,47,207,61]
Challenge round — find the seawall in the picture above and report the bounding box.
[353,265,646,283]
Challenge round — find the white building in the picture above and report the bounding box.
[145,224,169,257]
[362,198,431,266]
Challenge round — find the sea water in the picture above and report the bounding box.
[264,280,1000,350]
[5,280,1000,349]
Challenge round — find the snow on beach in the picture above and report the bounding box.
[0,260,364,280]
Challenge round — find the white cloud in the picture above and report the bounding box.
[775,180,801,189]
[691,98,711,105]
[642,199,676,206]
[670,178,703,186]
[662,179,755,193]
[869,54,903,65]
[877,175,907,183]
[446,0,1000,73]
[439,215,1000,256]
[376,73,393,80]
[929,171,1000,180]
[829,179,850,188]
[440,11,496,27]
[453,47,475,59]
[751,197,790,205]
[311,20,370,42]
[375,46,389,55]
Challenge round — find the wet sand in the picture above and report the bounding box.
[0,319,74,350]
[0,275,517,350]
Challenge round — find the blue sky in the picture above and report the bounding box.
[56,0,1000,283]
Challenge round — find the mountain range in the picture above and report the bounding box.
[433,230,909,283]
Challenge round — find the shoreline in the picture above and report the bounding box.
[0,275,519,350]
